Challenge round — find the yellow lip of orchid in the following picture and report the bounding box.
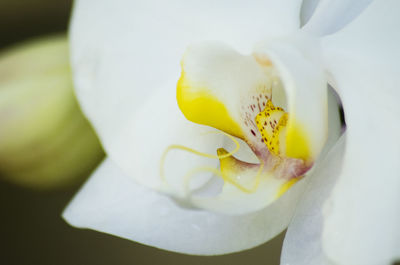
[163,40,327,214]
[177,70,244,139]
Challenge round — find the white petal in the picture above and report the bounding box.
[302,0,373,36]
[108,79,226,193]
[321,0,400,264]
[280,87,343,265]
[70,0,304,184]
[300,0,321,26]
[281,133,345,265]
[63,158,306,255]
[190,168,308,215]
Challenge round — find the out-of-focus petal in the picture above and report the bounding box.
[0,35,104,189]
[302,0,373,36]
[321,0,400,264]
[69,0,303,186]
[63,158,308,255]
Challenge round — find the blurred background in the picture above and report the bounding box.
[0,0,284,264]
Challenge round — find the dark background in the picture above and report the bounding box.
[0,1,284,264]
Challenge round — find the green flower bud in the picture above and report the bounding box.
[0,34,104,189]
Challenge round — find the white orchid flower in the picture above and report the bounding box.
[63,0,400,264]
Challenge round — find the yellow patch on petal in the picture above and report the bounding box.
[285,119,311,161]
[276,177,300,198]
[177,70,244,139]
